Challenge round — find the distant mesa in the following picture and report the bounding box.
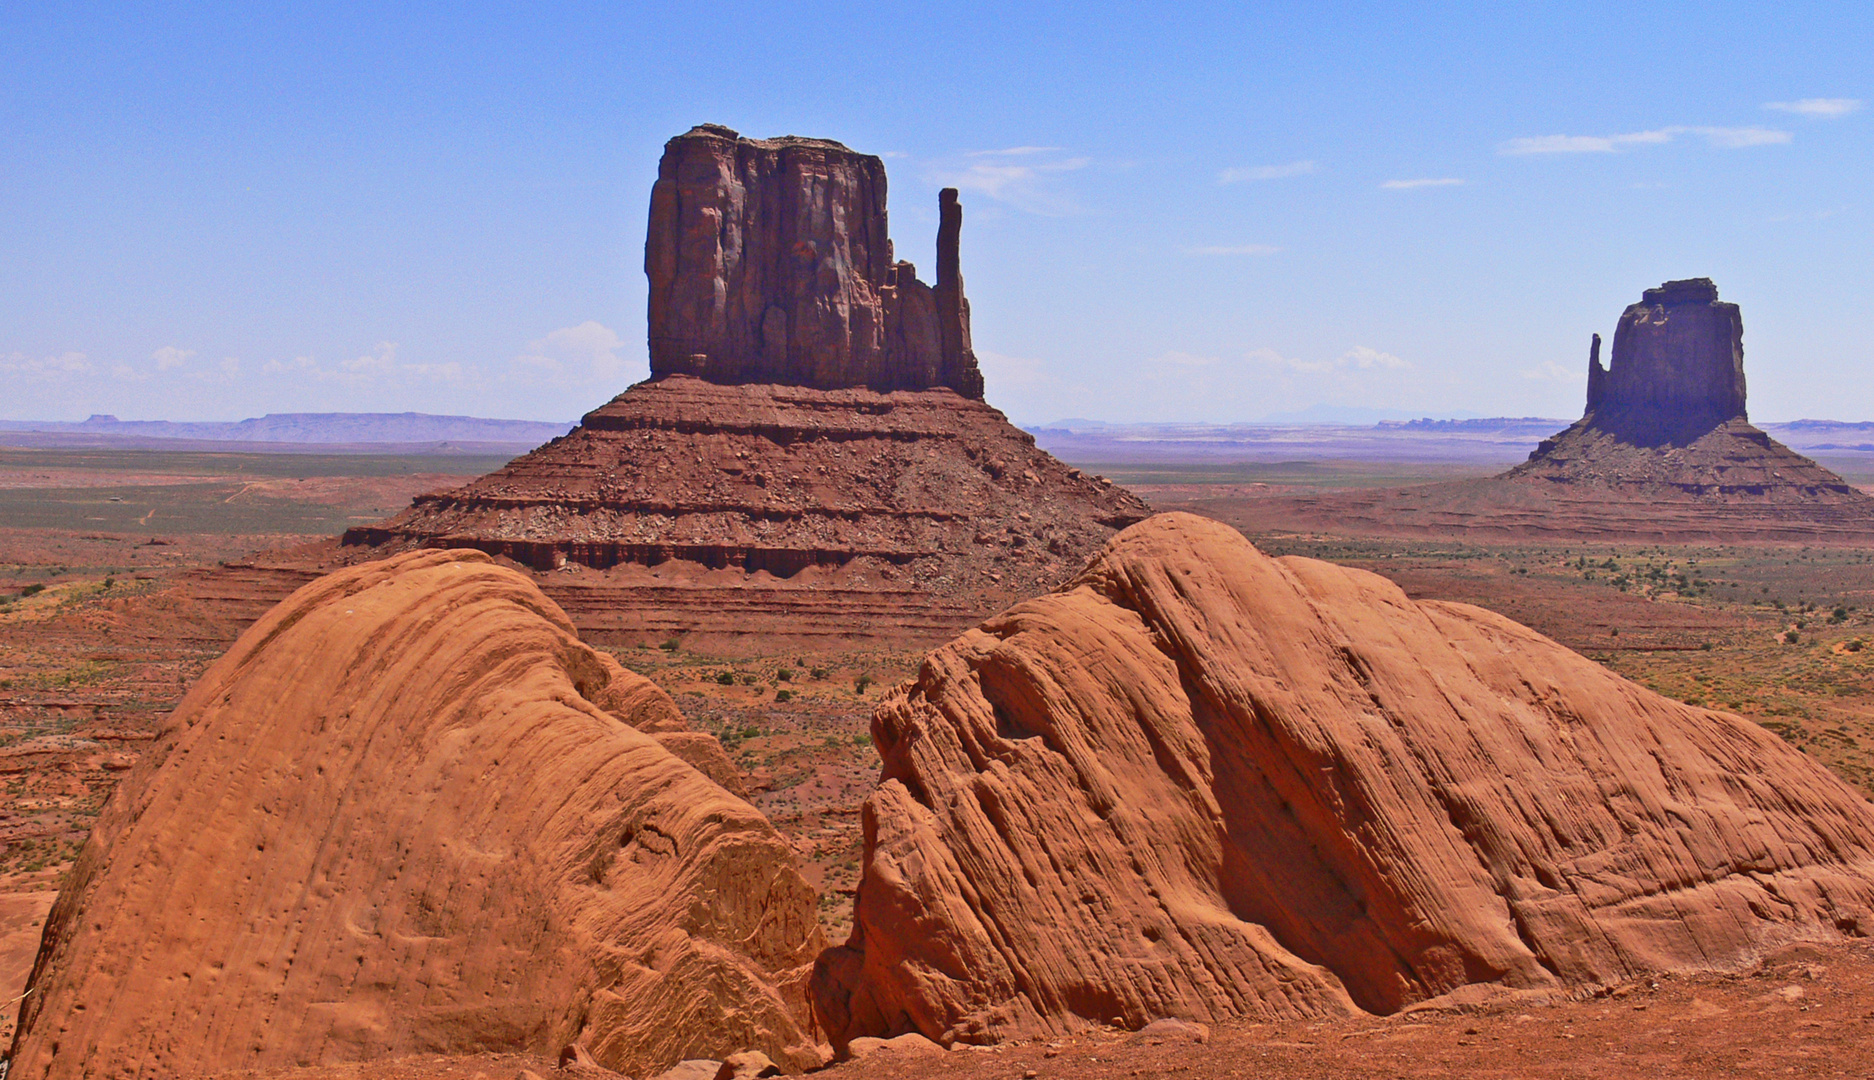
[295,124,1147,651]
[1506,278,1867,505]
[1188,278,1874,542]
[812,513,1874,1049]
[9,551,824,1079]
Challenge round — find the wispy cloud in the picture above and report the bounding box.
[1218,160,1317,184]
[1765,98,1864,119]
[1183,244,1280,256]
[1381,177,1465,190]
[966,146,1063,157]
[1523,360,1577,383]
[0,351,91,378]
[258,341,461,386]
[1698,126,1793,148]
[929,147,1090,215]
[151,345,194,371]
[1500,126,1791,155]
[513,321,631,382]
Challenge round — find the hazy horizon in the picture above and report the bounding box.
[4,4,1869,426]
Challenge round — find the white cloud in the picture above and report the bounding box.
[0,351,91,378]
[1523,361,1578,382]
[1145,351,1222,368]
[152,345,194,370]
[1500,125,1789,155]
[1218,160,1317,183]
[514,321,630,381]
[982,344,1439,424]
[1381,178,1465,189]
[1695,126,1793,148]
[1340,345,1412,370]
[966,146,1064,157]
[1183,244,1280,256]
[263,355,318,375]
[251,342,460,386]
[1765,98,1864,119]
[929,148,1090,215]
[342,341,399,375]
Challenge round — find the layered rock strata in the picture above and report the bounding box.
[812,513,1874,1049]
[9,550,825,1080]
[313,127,1145,650]
[1186,279,1874,541]
[1510,278,1861,499]
[647,124,983,397]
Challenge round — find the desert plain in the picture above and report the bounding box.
[1,430,1873,1077]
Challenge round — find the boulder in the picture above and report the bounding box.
[812,513,1874,1048]
[9,550,824,1079]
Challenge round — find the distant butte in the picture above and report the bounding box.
[215,125,1148,652]
[1187,278,1874,542]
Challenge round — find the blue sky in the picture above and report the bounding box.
[2,2,1868,424]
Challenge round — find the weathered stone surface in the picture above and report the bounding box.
[1586,278,1746,440]
[812,513,1874,1049]
[9,550,825,1080]
[647,124,982,397]
[335,376,1148,652]
[1506,278,1867,509]
[278,127,1147,653]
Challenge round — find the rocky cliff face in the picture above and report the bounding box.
[318,126,1145,653]
[646,124,984,397]
[812,514,1874,1049]
[1499,278,1871,517]
[9,551,825,1079]
[1585,278,1748,442]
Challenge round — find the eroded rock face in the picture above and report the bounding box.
[339,376,1148,651]
[812,513,1874,1048]
[313,127,1141,652]
[9,550,824,1080]
[1502,278,1872,516]
[1587,278,1746,438]
[647,124,983,397]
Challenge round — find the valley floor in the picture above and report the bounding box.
[1,445,1873,1072]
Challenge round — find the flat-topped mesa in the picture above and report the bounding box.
[646,124,985,398]
[1584,277,1747,441]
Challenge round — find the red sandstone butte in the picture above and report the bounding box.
[308,126,1147,651]
[1184,279,1874,541]
[812,513,1874,1050]
[9,550,825,1080]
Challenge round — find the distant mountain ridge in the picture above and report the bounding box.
[0,412,575,446]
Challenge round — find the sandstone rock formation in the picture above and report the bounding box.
[1584,278,1748,441]
[647,124,983,398]
[812,513,1874,1049]
[312,126,1147,651]
[1511,279,1856,498]
[1191,279,1874,541]
[9,550,825,1080]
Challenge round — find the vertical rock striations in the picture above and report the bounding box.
[320,126,1143,651]
[1501,278,1871,512]
[646,124,983,398]
[1584,278,1747,441]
